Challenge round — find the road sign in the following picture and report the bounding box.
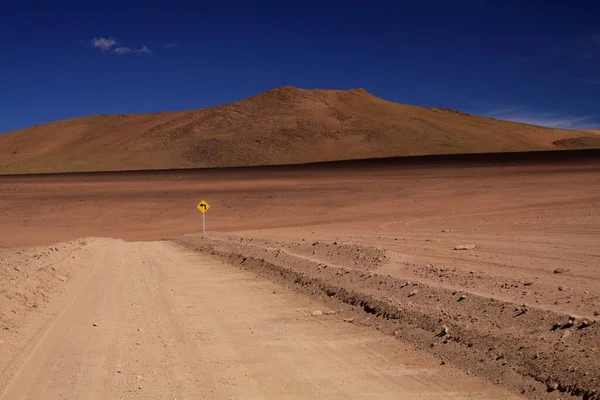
[197,200,211,234]
[197,200,211,214]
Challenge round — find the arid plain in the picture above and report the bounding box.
[1,152,599,399]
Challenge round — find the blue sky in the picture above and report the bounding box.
[2,0,600,133]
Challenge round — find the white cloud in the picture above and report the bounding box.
[90,37,151,55]
[134,45,152,54]
[486,108,598,129]
[113,47,132,54]
[91,37,117,51]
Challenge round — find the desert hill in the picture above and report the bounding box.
[0,86,598,174]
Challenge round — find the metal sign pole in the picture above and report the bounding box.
[203,213,206,234]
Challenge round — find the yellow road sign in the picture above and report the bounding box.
[197,200,211,214]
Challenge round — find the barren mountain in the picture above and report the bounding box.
[0,86,598,174]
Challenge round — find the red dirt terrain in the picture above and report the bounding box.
[1,85,599,398]
[1,86,600,174]
[1,153,599,399]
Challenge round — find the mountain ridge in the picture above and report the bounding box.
[1,86,598,174]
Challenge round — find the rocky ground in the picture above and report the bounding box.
[176,234,600,399]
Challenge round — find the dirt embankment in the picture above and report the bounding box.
[0,239,91,374]
[176,235,600,400]
[0,240,87,334]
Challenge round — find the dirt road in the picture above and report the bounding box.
[0,239,520,399]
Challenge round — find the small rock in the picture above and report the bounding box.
[441,229,450,233]
[439,325,449,336]
[117,369,122,374]
[594,311,599,317]
[311,310,323,316]
[579,319,592,329]
[138,386,143,390]
[547,382,559,392]
[93,323,98,327]
[137,328,143,332]
[408,290,418,297]
[558,286,565,291]
[454,244,476,250]
[136,342,141,345]
[440,360,446,365]
[516,305,528,316]
[563,316,576,328]
[343,318,355,323]
[324,310,336,315]
[458,295,467,302]
[553,268,567,274]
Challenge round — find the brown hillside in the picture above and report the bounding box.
[0,86,598,174]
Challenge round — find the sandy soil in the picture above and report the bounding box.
[1,156,599,398]
[0,239,520,399]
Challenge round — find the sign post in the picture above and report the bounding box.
[196,200,211,234]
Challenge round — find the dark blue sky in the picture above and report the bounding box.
[2,0,600,133]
